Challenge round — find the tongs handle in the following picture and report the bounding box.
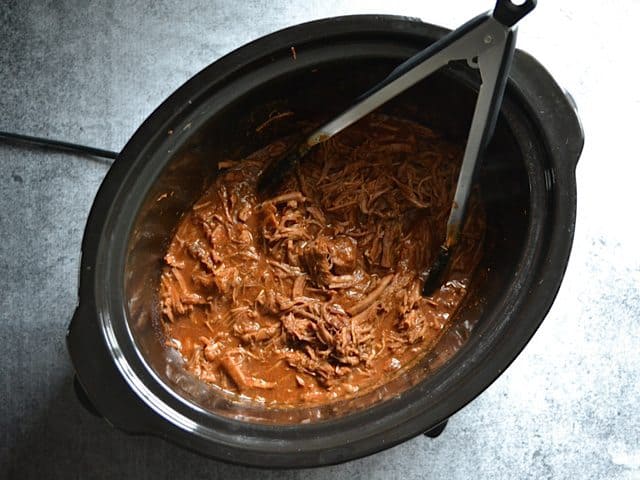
[494,0,537,27]
[354,0,536,102]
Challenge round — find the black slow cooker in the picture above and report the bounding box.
[67,15,583,468]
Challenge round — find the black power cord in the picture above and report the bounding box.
[0,131,118,161]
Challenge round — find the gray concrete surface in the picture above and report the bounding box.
[1,1,638,479]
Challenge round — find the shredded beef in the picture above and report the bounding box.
[158,114,485,406]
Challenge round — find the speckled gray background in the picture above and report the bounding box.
[1,1,638,479]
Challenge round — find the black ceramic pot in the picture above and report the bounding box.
[67,15,583,468]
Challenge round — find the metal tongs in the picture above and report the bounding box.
[257,0,536,295]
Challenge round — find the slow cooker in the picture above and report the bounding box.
[67,15,583,467]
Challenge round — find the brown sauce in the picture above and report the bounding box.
[159,114,485,407]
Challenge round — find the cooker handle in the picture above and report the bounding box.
[510,50,584,168]
[67,305,159,434]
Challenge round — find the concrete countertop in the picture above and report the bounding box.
[1,1,638,479]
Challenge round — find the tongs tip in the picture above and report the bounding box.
[421,245,453,296]
[257,146,308,198]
